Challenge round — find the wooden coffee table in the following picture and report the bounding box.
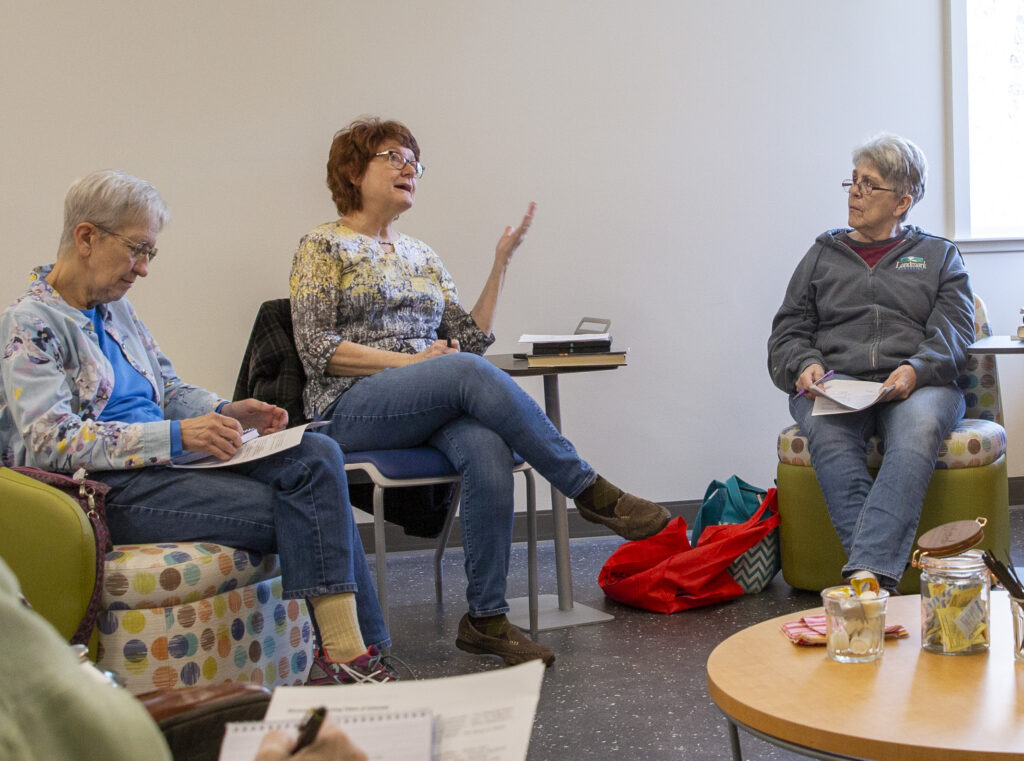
[707,592,1024,760]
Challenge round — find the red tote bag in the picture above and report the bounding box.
[598,488,779,613]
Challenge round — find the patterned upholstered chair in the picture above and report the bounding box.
[775,294,1009,594]
[0,467,314,694]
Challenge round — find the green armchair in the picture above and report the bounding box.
[0,467,99,651]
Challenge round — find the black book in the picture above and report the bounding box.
[531,339,612,355]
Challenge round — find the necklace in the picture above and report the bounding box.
[341,217,396,248]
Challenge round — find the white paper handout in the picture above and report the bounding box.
[265,659,545,761]
[218,708,433,761]
[812,379,894,416]
[518,333,611,344]
[171,421,328,468]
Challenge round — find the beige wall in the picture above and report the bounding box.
[2,0,1019,505]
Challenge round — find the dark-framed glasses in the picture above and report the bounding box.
[374,150,425,178]
[91,222,157,263]
[841,179,896,197]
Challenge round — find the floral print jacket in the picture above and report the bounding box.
[0,266,222,472]
[290,221,494,419]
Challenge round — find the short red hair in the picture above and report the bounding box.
[326,117,420,215]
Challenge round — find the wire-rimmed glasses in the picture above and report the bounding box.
[91,222,157,263]
[374,150,425,178]
[841,179,896,197]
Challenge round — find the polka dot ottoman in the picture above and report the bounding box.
[97,542,313,694]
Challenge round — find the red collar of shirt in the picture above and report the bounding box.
[842,233,906,268]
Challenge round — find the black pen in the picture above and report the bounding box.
[984,551,1024,598]
[293,706,327,755]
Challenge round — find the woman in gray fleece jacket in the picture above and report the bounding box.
[767,133,975,591]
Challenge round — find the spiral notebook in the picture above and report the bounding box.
[266,660,544,761]
[217,708,433,761]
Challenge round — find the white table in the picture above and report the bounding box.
[969,335,1024,354]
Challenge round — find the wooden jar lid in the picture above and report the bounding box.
[916,519,986,558]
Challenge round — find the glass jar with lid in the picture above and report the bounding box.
[912,518,990,655]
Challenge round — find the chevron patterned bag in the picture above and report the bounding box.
[598,487,779,613]
[694,477,780,593]
[727,514,780,594]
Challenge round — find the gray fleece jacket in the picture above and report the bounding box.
[767,225,975,394]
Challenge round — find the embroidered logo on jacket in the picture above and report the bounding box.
[895,256,926,270]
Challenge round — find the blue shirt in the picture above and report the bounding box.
[1,265,222,471]
[82,307,183,455]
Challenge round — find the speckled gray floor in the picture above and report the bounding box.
[375,508,1024,761]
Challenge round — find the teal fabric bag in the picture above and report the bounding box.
[691,476,766,547]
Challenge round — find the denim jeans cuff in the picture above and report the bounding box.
[566,470,599,500]
[469,604,511,618]
[283,583,359,599]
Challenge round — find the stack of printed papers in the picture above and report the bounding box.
[812,379,894,416]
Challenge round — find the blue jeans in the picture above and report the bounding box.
[790,380,965,587]
[92,432,389,650]
[324,352,597,617]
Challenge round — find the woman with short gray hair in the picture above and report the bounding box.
[767,133,975,593]
[851,133,928,216]
[1,169,395,687]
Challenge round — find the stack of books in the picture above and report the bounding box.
[518,333,628,368]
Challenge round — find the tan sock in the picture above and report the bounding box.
[309,593,366,663]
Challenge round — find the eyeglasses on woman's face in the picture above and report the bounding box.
[841,179,896,197]
[90,222,158,263]
[374,150,425,179]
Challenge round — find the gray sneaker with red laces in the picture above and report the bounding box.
[307,646,398,685]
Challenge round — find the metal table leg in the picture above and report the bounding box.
[721,712,865,761]
[507,374,613,631]
[727,719,743,761]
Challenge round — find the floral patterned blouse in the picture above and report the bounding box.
[0,266,222,471]
[290,221,494,419]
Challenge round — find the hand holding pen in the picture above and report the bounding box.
[253,713,367,761]
[293,707,327,754]
[795,368,834,398]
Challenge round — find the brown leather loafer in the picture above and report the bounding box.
[455,614,555,666]
[575,493,670,541]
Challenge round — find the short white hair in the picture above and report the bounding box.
[59,170,169,251]
[852,133,927,219]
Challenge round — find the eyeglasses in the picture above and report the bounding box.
[91,222,157,263]
[374,150,425,179]
[841,179,896,197]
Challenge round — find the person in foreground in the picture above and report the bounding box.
[290,117,670,666]
[767,133,975,591]
[0,170,392,686]
[0,557,367,761]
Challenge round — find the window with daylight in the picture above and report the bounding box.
[952,0,1024,239]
